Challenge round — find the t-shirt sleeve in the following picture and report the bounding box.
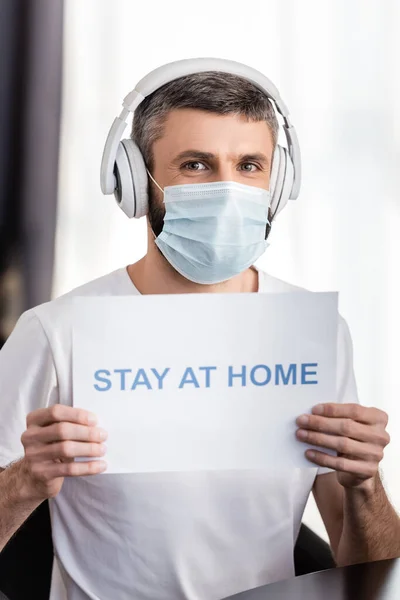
[317,315,360,476]
[0,309,58,468]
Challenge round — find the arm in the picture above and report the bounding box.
[0,405,107,553]
[0,461,43,552]
[313,470,400,565]
[298,403,400,566]
[338,472,400,565]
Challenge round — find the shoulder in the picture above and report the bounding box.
[1,267,132,365]
[257,267,349,331]
[256,267,355,381]
[32,267,131,331]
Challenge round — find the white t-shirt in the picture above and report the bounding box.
[0,266,359,600]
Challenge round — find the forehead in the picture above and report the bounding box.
[153,108,274,155]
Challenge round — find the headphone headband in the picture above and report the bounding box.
[100,57,301,202]
[123,57,289,116]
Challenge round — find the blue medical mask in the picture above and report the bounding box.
[147,172,271,285]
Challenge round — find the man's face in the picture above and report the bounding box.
[148,108,275,237]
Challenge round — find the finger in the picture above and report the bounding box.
[22,423,108,445]
[296,429,384,462]
[42,459,108,478]
[295,415,390,446]
[304,450,377,478]
[27,405,98,428]
[26,441,106,462]
[311,403,388,426]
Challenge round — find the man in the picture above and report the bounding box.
[0,60,399,600]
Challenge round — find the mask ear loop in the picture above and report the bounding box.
[265,158,276,240]
[264,193,272,240]
[146,168,164,194]
[146,168,165,240]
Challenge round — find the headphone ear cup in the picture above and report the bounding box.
[269,145,295,219]
[113,141,135,218]
[114,139,149,218]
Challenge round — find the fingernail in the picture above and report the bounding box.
[297,415,309,426]
[100,444,107,455]
[312,405,324,415]
[97,461,107,471]
[98,429,108,441]
[297,429,308,440]
[88,413,98,425]
[306,451,316,460]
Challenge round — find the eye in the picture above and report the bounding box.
[240,162,259,172]
[182,161,207,171]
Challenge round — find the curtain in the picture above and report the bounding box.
[0,1,63,597]
[57,0,400,539]
[0,0,63,343]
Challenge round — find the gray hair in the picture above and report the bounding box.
[131,71,279,172]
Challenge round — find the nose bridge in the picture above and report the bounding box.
[213,154,236,182]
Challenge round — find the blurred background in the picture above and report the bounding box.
[0,0,399,543]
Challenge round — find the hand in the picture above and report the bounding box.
[20,405,108,501]
[295,403,390,489]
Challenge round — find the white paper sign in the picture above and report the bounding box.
[72,292,338,474]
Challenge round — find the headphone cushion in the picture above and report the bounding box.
[278,148,294,216]
[270,145,294,218]
[120,139,149,218]
[269,146,281,203]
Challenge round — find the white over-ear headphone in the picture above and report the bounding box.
[100,57,301,220]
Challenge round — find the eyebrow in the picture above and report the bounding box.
[172,150,270,168]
